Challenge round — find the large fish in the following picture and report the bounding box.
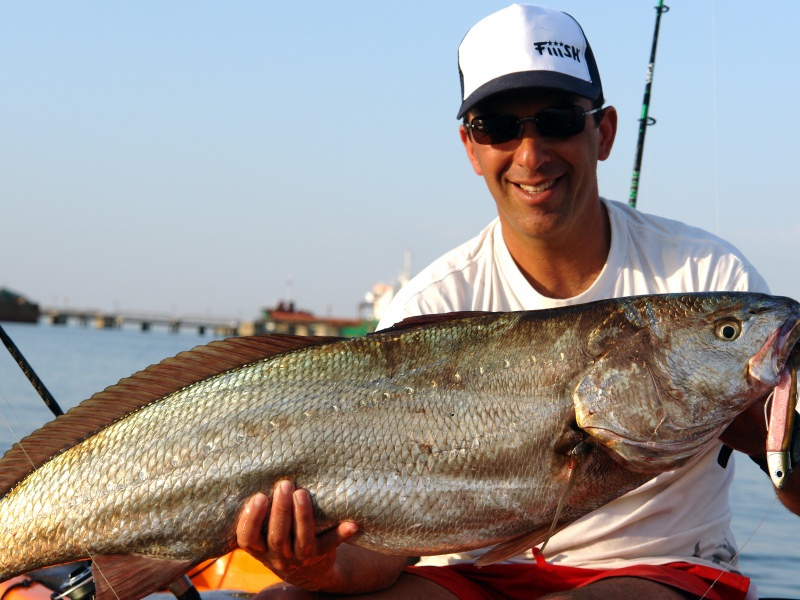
[1,292,798,600]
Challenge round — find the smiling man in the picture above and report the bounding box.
[458,89,613,300]
[237,5,798,599]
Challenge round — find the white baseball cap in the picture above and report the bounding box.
[457,4,604,119]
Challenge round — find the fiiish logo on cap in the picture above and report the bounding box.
[533,41,582,63]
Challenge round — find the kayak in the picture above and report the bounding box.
[0,550,281,599]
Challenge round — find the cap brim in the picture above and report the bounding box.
[457,71,602,119]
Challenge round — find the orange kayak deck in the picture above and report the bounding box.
[189,550,282,592]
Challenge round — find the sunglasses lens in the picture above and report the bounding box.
[535,107,585,137]
[469,114,521,145]
[468,106,594,144]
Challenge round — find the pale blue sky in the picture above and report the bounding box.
[2,1,798,320]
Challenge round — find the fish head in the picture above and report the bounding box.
[573,293,800,472]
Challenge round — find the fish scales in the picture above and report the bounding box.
[1,292,799,600]
[0,313,578,572]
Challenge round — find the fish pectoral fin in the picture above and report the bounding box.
[91,554,200,600]
[473,526,551,567]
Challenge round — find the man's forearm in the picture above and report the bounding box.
[315,546,411,594]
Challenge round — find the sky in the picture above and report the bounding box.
[1,1,798,322]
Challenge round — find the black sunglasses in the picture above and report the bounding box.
[464,105,604,145]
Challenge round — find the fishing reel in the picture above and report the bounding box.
[51,563,93,600]
[19,562,93,600]
[24,562,202,600]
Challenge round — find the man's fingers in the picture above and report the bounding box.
[237,492,270,553]
[238,481,357,573]
[314,521,360,557]
[292,489,317,560]
[267,480,296,557]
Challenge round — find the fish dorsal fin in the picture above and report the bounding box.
[92,554,199,600]
[0,334,340,497]
[384,311,494,331]
[473,525,552,567]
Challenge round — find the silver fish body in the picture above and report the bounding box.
[1,292,798,599]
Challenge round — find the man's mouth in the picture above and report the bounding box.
[518,178,557,193]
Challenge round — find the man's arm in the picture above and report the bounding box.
[720,400,800,515]
[236,481,410,593]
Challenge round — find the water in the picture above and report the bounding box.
[0,323,797,599]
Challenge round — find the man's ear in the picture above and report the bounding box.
[597,106,617,162]
[460,124,484,176]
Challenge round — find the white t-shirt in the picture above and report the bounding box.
[376,199,769,574]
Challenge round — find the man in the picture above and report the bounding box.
[237,5,800,599]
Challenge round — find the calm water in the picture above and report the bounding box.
[0,322,797,598]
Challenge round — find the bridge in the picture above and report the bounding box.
[41,307,243,336]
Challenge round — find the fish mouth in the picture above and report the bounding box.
[749,316,800,387]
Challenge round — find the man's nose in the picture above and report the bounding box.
[513,122,550,167]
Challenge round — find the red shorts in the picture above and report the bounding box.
[404,552,750,600]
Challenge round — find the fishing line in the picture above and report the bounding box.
[698,492,781,600]
[541,441,591,554]
[0,410,38,472]
[0,390,23,444]
[80,554,122,600]
[0,377,40,472]
[763,390,775,428]
[710,0,721,235]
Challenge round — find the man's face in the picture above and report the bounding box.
[460,89,617,248]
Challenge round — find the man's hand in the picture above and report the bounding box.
[719,399,768,456]
[721,399,800,515]
[236,480,359,591]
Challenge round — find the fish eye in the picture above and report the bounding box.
[715,319,742,341]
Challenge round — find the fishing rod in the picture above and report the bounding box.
[0,323,63,417]
[629,1,669,209]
